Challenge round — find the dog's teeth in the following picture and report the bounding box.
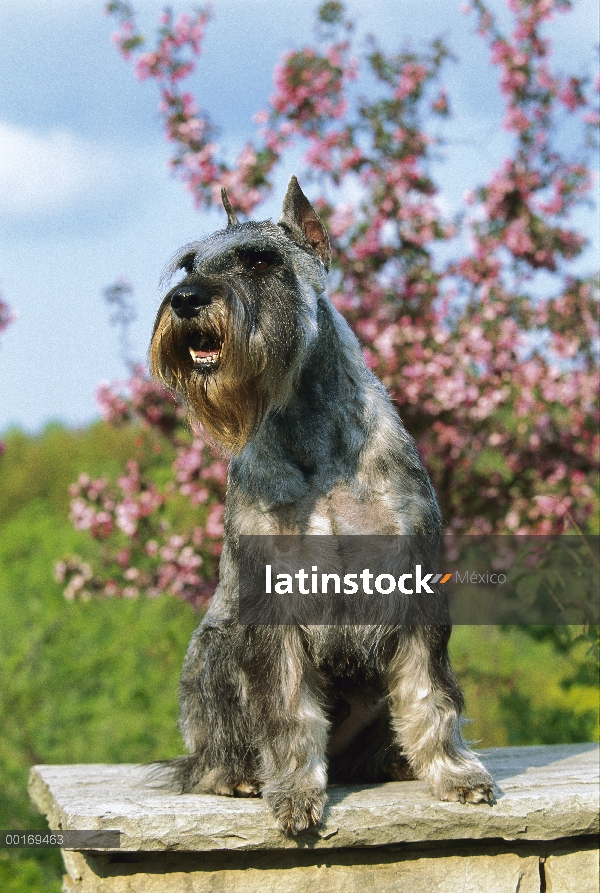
[189,346,219,366]
[190,347,212,359]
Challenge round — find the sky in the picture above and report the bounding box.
[0,0,598,434]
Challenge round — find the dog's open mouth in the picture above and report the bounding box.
[187,331,222,369]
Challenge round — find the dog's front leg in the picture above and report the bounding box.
[387,627,495,804]
[248,629,330,835]
[177,620,259,797]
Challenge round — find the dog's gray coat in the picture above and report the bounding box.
[150,177,494,834]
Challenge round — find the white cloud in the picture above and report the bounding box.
[0,122,121,217]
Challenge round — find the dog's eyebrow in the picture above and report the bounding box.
[177,252,197,274]
[160,244,202,288]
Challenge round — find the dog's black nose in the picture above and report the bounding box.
[170,286,211,319]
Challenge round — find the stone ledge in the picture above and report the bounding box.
[58,839,600,893]
[29,743,599,852]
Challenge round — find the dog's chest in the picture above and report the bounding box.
[234,481,403,536]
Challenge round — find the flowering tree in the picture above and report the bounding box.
[56,367,227,605]
[58,0,599,603]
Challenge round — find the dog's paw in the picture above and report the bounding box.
[232,780,261,798]
[434,768,496,805]
[388,759,416,781]
[184,767,260,798]
[442,781,495,805]
[267,788,328,835]
[211,778,262,798]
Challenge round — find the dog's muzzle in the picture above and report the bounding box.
[169,286,222,369]
[170,285,212,320]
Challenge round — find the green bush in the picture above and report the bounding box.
[0,424,196,892]
[0,851,63,893]
[449,626,599,747]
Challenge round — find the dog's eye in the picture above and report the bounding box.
[240,249,280,273]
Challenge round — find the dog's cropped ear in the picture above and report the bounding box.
[278,176,331,271]
[221,187,239,227]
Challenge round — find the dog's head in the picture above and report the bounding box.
[150,177,331,452]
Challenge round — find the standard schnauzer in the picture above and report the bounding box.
[150,176,494,834]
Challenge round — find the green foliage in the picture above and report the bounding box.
[318,2,345,25]
[471,447,511,481]
[0,421,169,523]
[0,851,63,893]
[0,421,597,892]
[449,626,599,747]
[0,423,197,892]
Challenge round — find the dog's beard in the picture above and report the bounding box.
[150,296,306,452]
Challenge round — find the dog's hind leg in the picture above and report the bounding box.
[327,698,415,784]
[387,627,495,804]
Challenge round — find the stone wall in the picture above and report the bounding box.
[29,743,599,893]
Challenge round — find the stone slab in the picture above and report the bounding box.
[60,847,543,893]
[28,744,599,852]
[544,848,600,893]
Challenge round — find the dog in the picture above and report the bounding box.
[149,176,495,834]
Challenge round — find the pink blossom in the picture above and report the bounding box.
[253,109,269,126]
